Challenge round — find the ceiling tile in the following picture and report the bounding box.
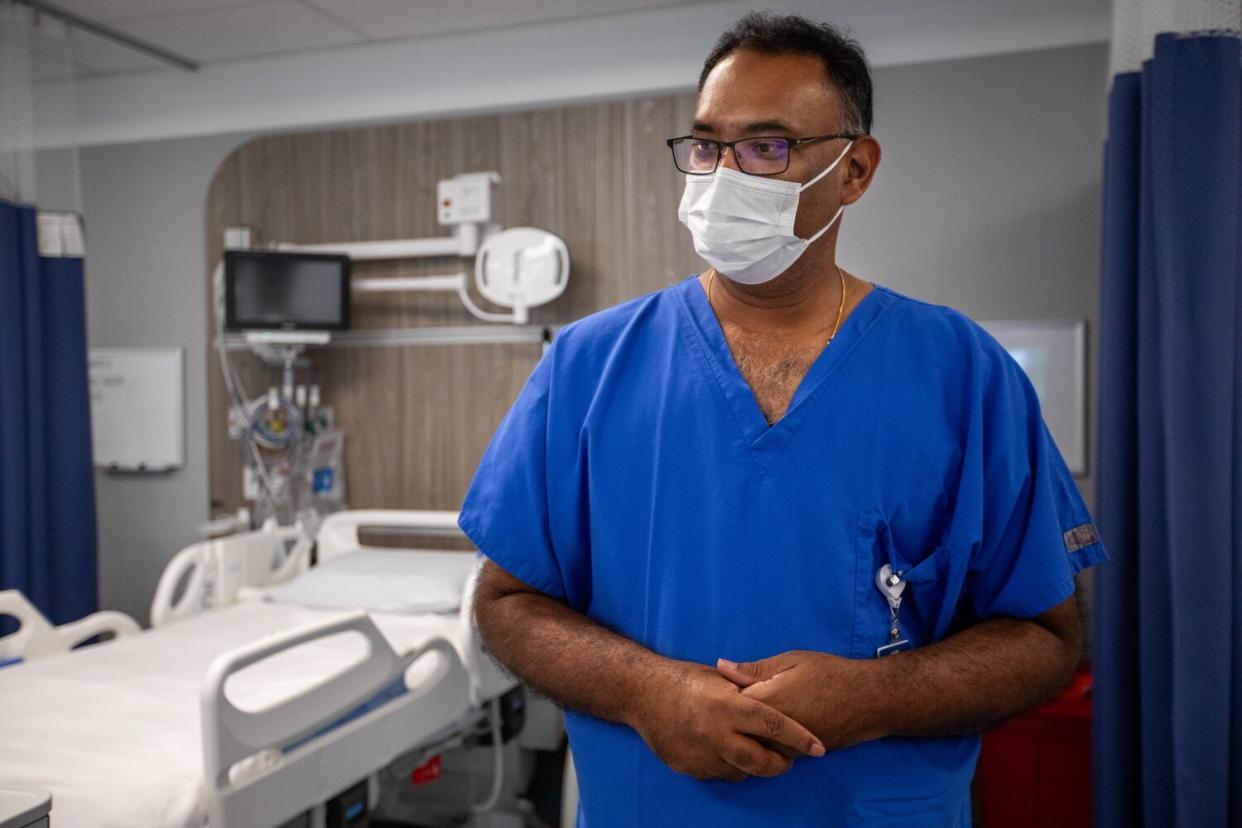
[303,0,699,41]
[34,0,260,23]
[26,17,72,81]
[32,53,75,83]
[109,1,364,63]
[67,26,168,74]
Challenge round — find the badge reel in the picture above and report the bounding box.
[874,564,911,657]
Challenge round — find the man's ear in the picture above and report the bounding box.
[841,135,881,207]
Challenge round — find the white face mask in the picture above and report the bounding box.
[677,140,853,285]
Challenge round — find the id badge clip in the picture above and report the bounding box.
[874,563,911,657]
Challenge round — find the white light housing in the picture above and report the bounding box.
[474,227,570,324]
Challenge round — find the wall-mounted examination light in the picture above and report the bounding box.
[475,227,569,325]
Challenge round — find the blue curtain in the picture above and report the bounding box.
[0,199,98,626]
[1095,33,1242,827]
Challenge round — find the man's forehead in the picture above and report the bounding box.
[694,50,842,134]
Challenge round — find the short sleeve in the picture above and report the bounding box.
[458,348,569,602]
[962,341,1108,621]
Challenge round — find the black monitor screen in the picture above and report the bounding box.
[225,251,350,331]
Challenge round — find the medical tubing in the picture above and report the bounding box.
[213,264,251,402]
[470,699,505,813]
[213,261,283,506]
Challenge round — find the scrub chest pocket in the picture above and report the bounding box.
[850,511,969,660]
[844,511,981,826]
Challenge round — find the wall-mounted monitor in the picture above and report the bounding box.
[224,250,351,332]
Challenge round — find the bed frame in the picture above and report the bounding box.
[203,610,470,828]
[0,590,140,662]
[314,509,512,708]
[149,510,510,704]
[202,509,510,827]
[3,510,512,827]
[0,522,310,663]
[151,520,313,627]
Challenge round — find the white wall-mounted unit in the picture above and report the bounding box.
[979,319,1087,476]
[88,346,184,472]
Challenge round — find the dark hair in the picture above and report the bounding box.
[699,12,873,135]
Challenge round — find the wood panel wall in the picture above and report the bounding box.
[205,92,704,519]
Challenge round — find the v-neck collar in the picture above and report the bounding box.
[674,273,894,467]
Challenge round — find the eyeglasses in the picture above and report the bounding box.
[666,133,859,176]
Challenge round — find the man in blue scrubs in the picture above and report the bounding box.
[460,12,1106,826]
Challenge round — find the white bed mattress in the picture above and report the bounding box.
[0,602,465,828]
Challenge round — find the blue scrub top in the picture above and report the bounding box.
[459,276,1106,827]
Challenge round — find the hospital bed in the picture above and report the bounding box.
[0,510,520,828]
[149,519,312,628]
[0,590,140,664]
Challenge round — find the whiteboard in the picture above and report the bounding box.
[88,347,184,471]
[978,320,1087,477]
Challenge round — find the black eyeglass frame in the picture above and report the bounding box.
[665,132,861,176]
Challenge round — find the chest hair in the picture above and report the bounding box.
[724,326,823,424]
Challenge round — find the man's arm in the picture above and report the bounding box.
[876,595,1082,737]
[473,559,825,780]
[716,592,1084,749]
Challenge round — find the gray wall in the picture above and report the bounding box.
[81,132,249,624]
[844,41,1107,510]
[79,42,1107,622]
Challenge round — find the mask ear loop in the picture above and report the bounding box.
[797,139,854,193]
[798,139,855,245]
[805,204,846,245]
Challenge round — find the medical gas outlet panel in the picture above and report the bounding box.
[437,172,500,225]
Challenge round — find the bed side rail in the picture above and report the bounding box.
[0,590,140,662]
[315,509,510,707]
[316,509,463,564]
[202,611,465,827]
[151,523,311,627]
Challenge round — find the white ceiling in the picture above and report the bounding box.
[41,0,707,77]
[33,0,1111,147]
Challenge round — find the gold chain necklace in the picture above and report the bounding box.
[707,265,848,345]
